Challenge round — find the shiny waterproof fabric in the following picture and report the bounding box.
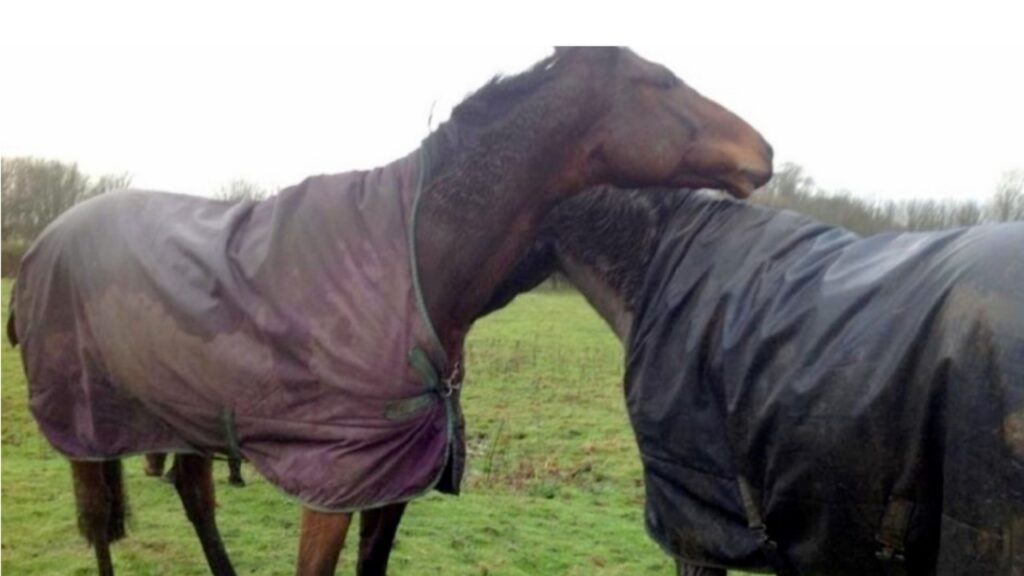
[12,151,463,512]
[627,193,1024,575]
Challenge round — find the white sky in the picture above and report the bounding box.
[2,3,1022,203]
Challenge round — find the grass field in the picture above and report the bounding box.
[1,278,730,575]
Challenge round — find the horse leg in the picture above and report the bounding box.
[172,454,236,576]
[226,457,245,487]
[356,502,407,576]
[71,460,127,576]
[143,453,167,477]
[296,507,353,576]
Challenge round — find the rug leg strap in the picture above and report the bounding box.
[875,497,913,576]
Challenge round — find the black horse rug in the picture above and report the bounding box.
[627,193,1024,574]
[11,151,464,512]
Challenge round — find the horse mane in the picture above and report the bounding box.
[420,49,634,190]
[420,51,562,176]
[448,52,561,127]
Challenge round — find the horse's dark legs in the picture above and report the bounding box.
[296,507,353,576]
[143,453,167,477]
[172,454,236,576]
[356,502,407,576]
[71,460,127,576]
[676,561,727,576]
[226,457,245,487]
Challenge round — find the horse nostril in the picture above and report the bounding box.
[762,140,774,163]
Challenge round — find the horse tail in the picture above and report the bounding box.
[71,460,129,547]
[6,280,19,347]
[6,304,18,347]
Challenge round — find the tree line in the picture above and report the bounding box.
[1,157,274,276]
[2,156,1022,277]
[755,163,1024,235]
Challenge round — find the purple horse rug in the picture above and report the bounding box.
[627,193,1024,574]
[11,151,464,512]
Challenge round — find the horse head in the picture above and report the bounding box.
[544,47,773,198]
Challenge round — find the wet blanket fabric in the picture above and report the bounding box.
[626,193,1024,575]
[13,151,464,512]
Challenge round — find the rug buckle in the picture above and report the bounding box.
[442,361,461,397]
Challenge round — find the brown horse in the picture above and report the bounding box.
[483,187,1024,576]
[7,48,772,575]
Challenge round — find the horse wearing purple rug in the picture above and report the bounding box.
[7,48,772,575]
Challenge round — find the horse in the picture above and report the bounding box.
[482,186,1024,575]
[5,48,773,575]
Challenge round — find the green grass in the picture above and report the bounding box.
[1,279,736,574]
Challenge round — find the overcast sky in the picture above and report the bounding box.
[3,5,1022,203]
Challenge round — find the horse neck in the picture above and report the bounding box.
[546,188,720,344]
[556,252,634,343]
[413,97,598,360]
[509,187,678,343]
[480,188,738,347]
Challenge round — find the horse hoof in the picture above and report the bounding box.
[228,477,246,487]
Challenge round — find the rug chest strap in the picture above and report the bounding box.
[736,476,796,576]
[219,407,242,461]
[408,346,441,390]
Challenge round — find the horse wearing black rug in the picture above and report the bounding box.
[487,187,1024,575]
[7,48,773,575]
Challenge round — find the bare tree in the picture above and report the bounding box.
[874,201,902,232]
[753,164,903,235]
[948,200,983,227]
[214,179,271,202]
[988,169,1024,222]
[903,199,949,231]
[751,162,990,234]
[2,157,132,276]
[2,157,131,244]
[760,162,817,200]
[91,173,134,196]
